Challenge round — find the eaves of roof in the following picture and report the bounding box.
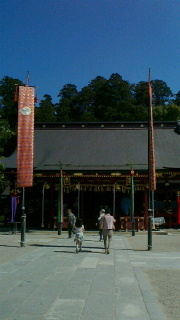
[1,125,180,172]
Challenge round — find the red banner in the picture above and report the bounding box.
[17,86,35,187]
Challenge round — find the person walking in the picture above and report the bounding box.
[102,209,116,254]
[67,209,76,238]
[96,209,105,241]
[74,218,85,253]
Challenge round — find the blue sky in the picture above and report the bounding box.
[0,0,180,104]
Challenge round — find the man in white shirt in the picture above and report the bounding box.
[102,209,116,254]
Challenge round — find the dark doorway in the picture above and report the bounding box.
[82,191,113,230]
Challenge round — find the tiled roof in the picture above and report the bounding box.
[1,122,180,172]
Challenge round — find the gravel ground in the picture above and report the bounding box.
[125,231,180,320]
[124,231,180,252]
[144,269,180,320]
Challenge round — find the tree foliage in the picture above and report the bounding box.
[134,81,149,107]
[0,119,14,191]
[35,94,56,122]
[174,90,180,106]
[0,74,179,140]
[0,119,15,156]
[152,80,172,106]
[0,76,24,130]
[0,73,179,187]
[56,84,80,121]
[153,103,180,121]
[0,162,5,194]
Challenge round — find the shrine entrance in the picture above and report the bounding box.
[62,176,147,230]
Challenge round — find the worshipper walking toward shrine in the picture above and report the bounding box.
[67,209,76,238]
[74,218,85,253]
[96,209,105,241]
[102,209,116,254]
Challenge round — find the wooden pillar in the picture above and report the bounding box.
[177,191,180,225]
[144,189,148,230]
[49,183,54,229]
[81,190,85,222]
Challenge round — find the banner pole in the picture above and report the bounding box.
[16,84,35,246]
[148,68,156,250]
[20,187,26,247]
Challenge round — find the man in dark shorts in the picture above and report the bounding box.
[67,209,76,238]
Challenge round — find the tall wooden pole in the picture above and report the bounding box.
[148,68,156,250]
[58,169,63,235]
[130,169,135,236]
[20,187,26,247]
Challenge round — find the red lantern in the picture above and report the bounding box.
[131,170,135,176]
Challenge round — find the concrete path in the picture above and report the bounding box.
[0,232,179,320]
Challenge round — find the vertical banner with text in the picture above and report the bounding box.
[17,86,35,187]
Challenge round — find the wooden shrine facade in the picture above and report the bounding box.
[1,121,180,230]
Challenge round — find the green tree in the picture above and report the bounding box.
[174,90,180,106]
[134,80,173,108]
[0,119,14,191]
[0,119,15,155]
[107,73,133,105]
[152,80,172,106]
[153,106,165,121]
[0,76,24,130]
[0,162,5,194]
[78,86,95,111]
[56,102,71,122]
[56,84,81,121]
[84,74,134,121]
[35,94,56,122]
[58,84,78,100]
[127,105,148,121]
[87,76,109,120]
[76,86,96,121]
[134,81,149,107]
[153,104,180,121]
[165,104,180,120]
[88,76,108,103]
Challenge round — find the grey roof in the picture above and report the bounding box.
[1,124,180,172]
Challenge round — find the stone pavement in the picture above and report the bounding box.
[0,231,179,320]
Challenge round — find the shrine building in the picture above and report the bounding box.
[1,121,180,231]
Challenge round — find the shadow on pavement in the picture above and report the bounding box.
[30,244,104,250]
[115,248,148,252]
[0,244,20,248]
[54,249,104,254]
